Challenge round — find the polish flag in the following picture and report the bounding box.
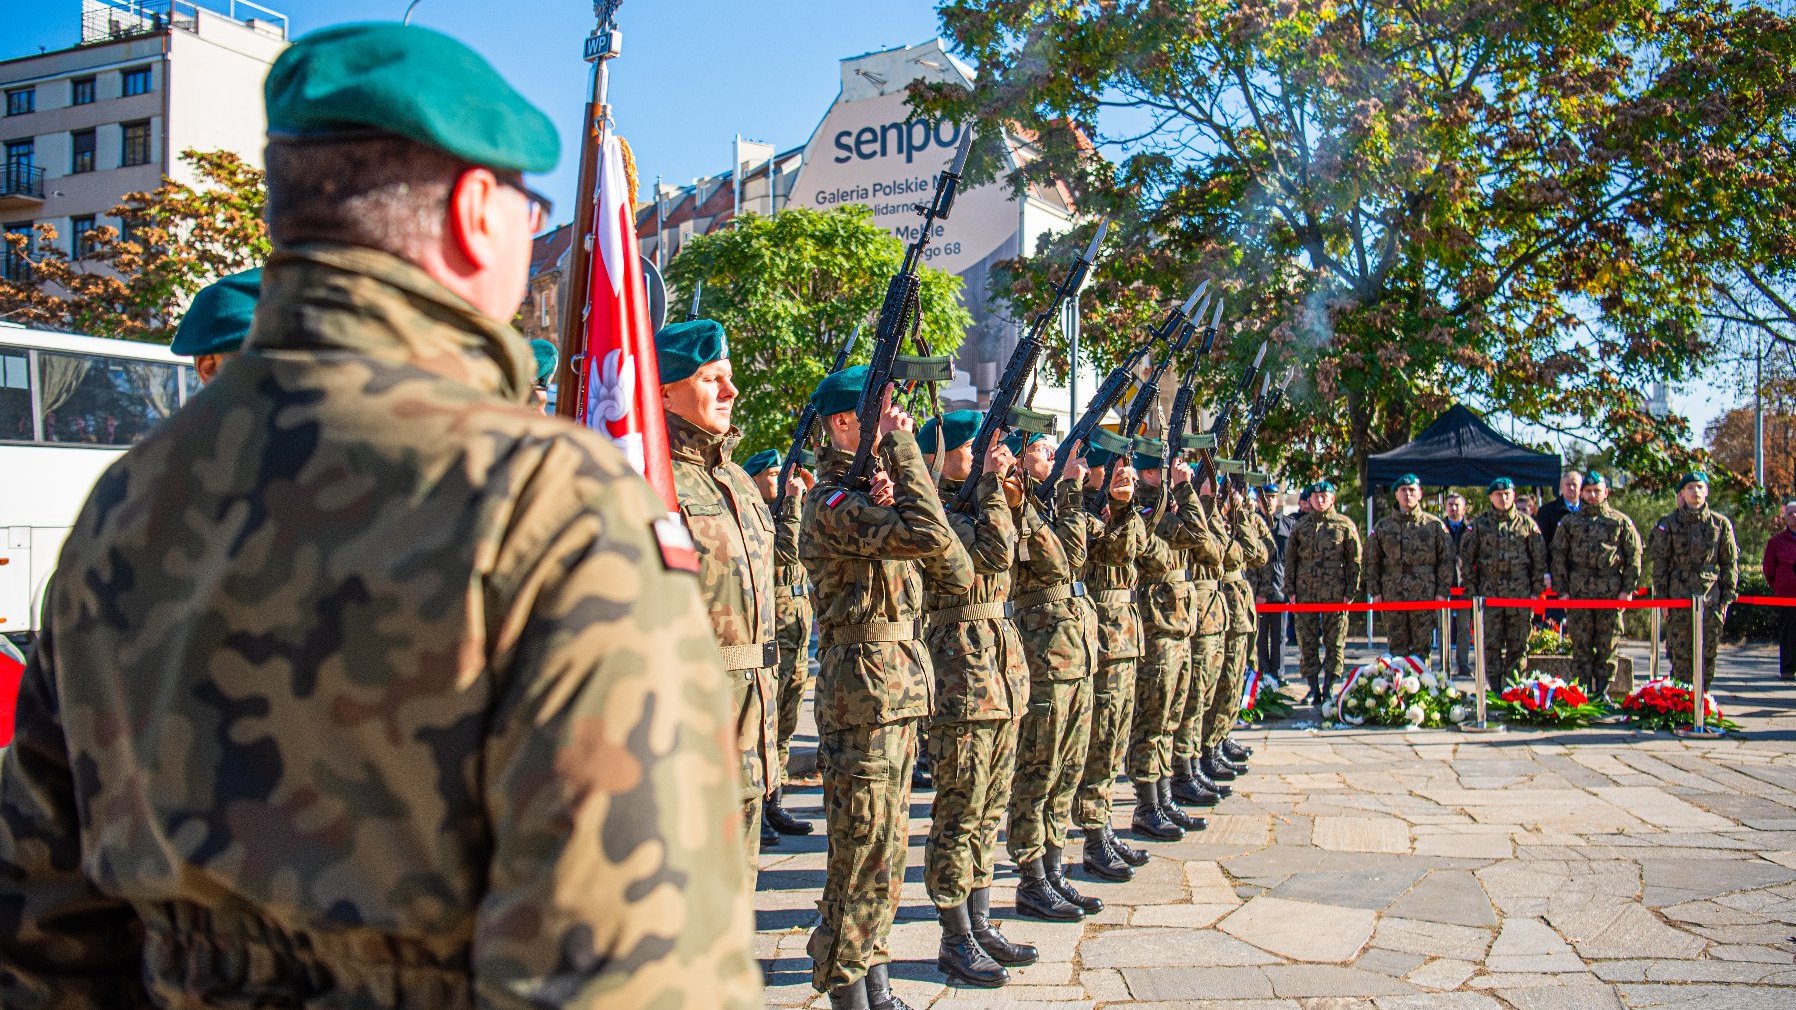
[577,132,678,512]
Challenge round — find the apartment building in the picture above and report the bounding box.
[1,0,287,280]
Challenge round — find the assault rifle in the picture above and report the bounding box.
[1031,280,1208,509]
[1223,368,1293,493]
[1189,340,1269,491]
[951,219,1110,514]
[848,127,975,487]
[1159,298,1225,474]
[777,324,862,517]
[1117,290,1209,439]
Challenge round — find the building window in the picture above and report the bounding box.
[3,139,34,197]
[121,121,151,168]
[122,66,153,97]
[71,215,97,257]
[71,129,96,174]
[3,222,33,282]
[4,88,33,117]
[71,77,96,106]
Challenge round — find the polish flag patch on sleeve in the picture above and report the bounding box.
[653,514,700,572]
[825,490,848,509]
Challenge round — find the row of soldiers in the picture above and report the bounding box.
[1279,470,1740,702]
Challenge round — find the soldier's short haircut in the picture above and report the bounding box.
[265,136,474,259]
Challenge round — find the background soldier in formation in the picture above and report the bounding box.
[1551,472,1643,699]
[0,23,761,1005]
[1651,472,1740,684]
[917,412,1036,988]
[1005,431,1105,921]
[1365,473,1455,661]
[1458,478,1548,683]
[1287,481,1363,703]
[1205,486,1270,780]
[1166,464,1229,817]
[1074,447,1151,882]
[801,366,973,1010]
[744,447,818,839]
[169,266,258,385]
[659,318,781,874]
[1249,483,1295,680]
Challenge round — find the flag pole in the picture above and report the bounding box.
[556,1,624,421]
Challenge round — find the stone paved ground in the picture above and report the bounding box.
[758,641,1796,1009]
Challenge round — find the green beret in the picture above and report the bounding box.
[1314,480,1336,494]
[811,364,869,417]
[1487,477,1515,493]
[655,319,728,385]
[1131,437,1166,473]
[919,409,982,455]
[172,268,261,357]
[528,338,558,383]
[1298,485,1314,501]
[1261,482,1281,494]
[1677,471,1708,490]
[266,23,559,173]
[1393,473,1421,489]
[1084,445,1119,469]
[1004,430,1049,456]
[1584,470,1608,487]
[742,448,781,477]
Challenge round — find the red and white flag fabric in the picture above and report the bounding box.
[577,132,678,513]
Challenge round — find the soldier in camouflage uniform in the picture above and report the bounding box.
[1201,485,1271,784]
[916,411,1036,988]
[1365,473,1455,662]
[1651,471,1739,684]
[745,448,818,838]
[1074,446,1151,881]
[1459,477,1548,683]
[1129,447,1217,836]
[1550,472,1643,698]
[659,318,780,874]
[0,23,762,1007]
[800,366,973,1010]
[1286,481,1364,702]
[1005,430,1106,921]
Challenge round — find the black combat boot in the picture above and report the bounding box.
[1081,828,1133,881]
[1105,825,1150,867]
[1044,844,1104,914]
[1171,757,1221,807]
[936,903,1008,987]
[761,814,780,849]
[1222,738,1253,761]
[1216,744,1249,775]
[969,886,1039,966]
[865,963,913,1010]
[1159,777,1208,832]
[828,977,871,1010]
[1015,857,1083,921]
[1321,676,1338,708]
[1131,782,1183,840]
[1302,676,1320,706]
[765,786,814,835]
[1201,747,1238,783]
[912,752,933,790]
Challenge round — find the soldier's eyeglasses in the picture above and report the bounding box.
[499,175,554,229]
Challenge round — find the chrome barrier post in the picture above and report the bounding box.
[1649,604,1662,682]
[1677,596,1716,737]
[1437,605,1453,679]
[1459,597,1502,734]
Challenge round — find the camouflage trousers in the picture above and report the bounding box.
[774,591,814,783]
[1007,676,1094,863]
[743,795,763,881]
[1205,630,1252,749]
[1566,607,1625,695]
[1174,633,1223,762]
[1481,607,1532,685]
[925,717,1019,907]
[1666,603,1725,683]
[1296,611,1350,687]
[1127,633,1190,784]
[734,665,778,802]
[1381,609,1435,664]
[808,718,918,992]
[1075,658,1137,830]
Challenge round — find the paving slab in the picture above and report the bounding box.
[1382,870,1498,927]
[1220,896,1377,963]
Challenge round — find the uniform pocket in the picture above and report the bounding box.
[848,772,882,843]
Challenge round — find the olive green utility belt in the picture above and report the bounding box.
[717,641,777,672]
[1142,571,1191,587]
[1012,581,1087,613]
[822,620,920,649]
[1091,589,1135,606]
[925,601,1015,628]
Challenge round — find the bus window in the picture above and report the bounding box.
[1,348,30,442]
[181,364,200,400]
[36,351,179,446]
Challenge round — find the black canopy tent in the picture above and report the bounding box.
[1366,404,1562,489]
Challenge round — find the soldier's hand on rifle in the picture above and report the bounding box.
[793,467,815,499]
[875,384,913,444]
[1171,460,1193,487]
[871,470,896,506]
[1084,462,1107,492]
[985,441,1014,478]
[1064,439,1088,488]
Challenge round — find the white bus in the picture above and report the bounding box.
[1,324,198,638]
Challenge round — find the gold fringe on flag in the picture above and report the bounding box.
[618,135,639,210]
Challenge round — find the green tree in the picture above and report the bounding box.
[664,205,972,456]
[919,0,1796,487]
[0,149,268,342]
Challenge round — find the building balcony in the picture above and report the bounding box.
[0,165,46,210]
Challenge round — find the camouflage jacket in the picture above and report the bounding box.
[1083,490,1147,662]
[800,433,972,731]
[1650,504,1740,609]
[667,413,778,800]
[1460,507,1547,598]
[0,244,760,1009]
[770,492,809,593]
[1225,506,1273,634]
[1550,502,1643,599]
[1138,483,1222,638]
[1366,505,1455,600]
[1011,476,1101,682]
[926,473,1027,722]
[1286,508,1364,602]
